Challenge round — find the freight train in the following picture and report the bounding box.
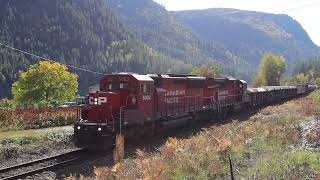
[74,73,318,149]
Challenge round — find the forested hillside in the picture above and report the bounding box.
[1,0,318,98]
[0,0,185,98]
[107,0,252,78]
[107,0,319,79]
[293,57,320,75]
[174,8,320,68]
[284,57,320,85]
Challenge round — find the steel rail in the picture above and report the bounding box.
[0,149,83,179]
[2,157,80,180]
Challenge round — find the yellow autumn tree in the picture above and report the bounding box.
[12,61,78,107]
[253,53,287,87]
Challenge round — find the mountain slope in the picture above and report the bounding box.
[107,0,251,76]
[174,8,320,68]
[0,0,181,98]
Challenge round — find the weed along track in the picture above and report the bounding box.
[0,149,87,179]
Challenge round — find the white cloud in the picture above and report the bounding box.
[154,0,320,46]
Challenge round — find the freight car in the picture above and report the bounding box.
[74,73,317,149]
[246,86,297,107]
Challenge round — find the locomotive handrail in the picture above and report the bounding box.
[108,106,115,131]
[159,94,243,116]
[115,95,135,134]
[98,93,245,127]
[119,106,126,134]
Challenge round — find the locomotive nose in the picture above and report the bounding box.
[84,92,123,122]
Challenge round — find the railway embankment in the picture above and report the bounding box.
[94,91,320,179]
[0,126,76,168]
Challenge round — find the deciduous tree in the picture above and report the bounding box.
[12,61,78,107]
[253,53,287,87]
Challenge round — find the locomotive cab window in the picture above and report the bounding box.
[141,83,152,94]
[120,82,128,90]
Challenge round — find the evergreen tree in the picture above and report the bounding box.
[191,64,222,77]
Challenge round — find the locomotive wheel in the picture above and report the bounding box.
[143,122,155,137]
[186,113,196,127]
[221,108,228,119]
[195,112,205,125]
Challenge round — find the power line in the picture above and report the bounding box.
[213,10,243,16]
[0,42,106,75]
[206,1,320,17]
[281,1,320,13]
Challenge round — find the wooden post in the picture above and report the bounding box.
[229,156,235,180]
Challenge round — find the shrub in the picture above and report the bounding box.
[310,91,320,102]
[0,98,13,109]
[0,107,77,131]
[42,128,74,144]
[113,134,125,164]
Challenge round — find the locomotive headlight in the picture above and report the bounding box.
[98,127,102,131]
[94,98,98,105]
[132,96,137,104]
[77,126,81,130]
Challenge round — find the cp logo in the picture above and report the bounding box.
[89,97,107,105]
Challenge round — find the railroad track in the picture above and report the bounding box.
[0,149,85,180]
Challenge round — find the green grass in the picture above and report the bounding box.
[244,149,320,178]
[0,130,43,140]
[0,130,43,159]
[290,150,320,172]
[0,126,73,160]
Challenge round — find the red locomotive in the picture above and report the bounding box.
[74,73,317,149]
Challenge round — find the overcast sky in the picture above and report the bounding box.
[154,0,320,46]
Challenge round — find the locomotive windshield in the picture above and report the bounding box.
[109,82,129,91]
[101,82,129,92]
[141,83,153,94]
